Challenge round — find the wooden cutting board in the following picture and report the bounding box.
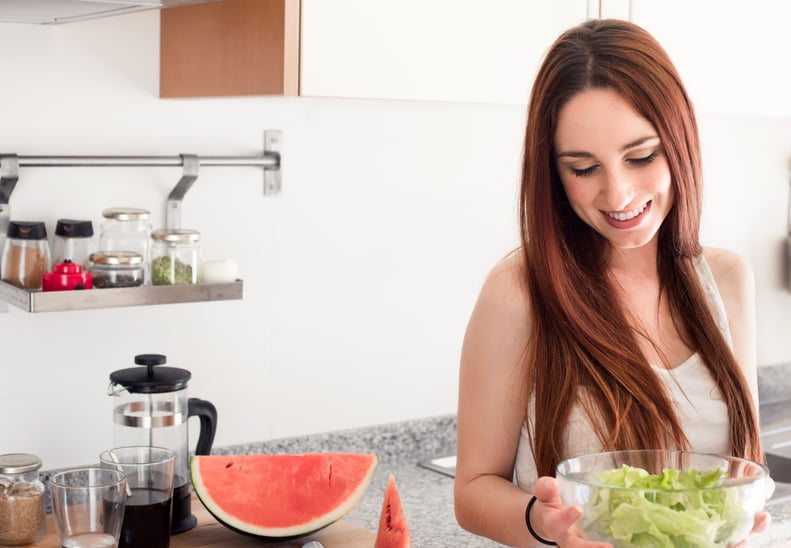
[34,494,375,547]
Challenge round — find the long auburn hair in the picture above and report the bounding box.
[520,19,762,477]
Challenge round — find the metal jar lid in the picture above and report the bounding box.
[55,219,94,238]
[102,207,150,221]
[0,453,42,474]
[89,251,143,266]
[151,228,200,244]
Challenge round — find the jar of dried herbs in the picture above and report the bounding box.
[150,228,200,285]
[0,454,45,546]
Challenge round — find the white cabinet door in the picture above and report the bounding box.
[606,0,791,118]
[300,0,590,105]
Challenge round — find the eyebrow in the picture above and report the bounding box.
[555,135,660,159]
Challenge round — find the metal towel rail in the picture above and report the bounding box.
[0,129,282,234]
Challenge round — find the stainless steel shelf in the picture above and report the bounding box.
[0,280,243,313]
[0,130,280,313]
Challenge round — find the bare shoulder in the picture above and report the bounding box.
[460,250,532,383]
[701,247,757,385]
[475,251,530,327]
[701,247,755,298]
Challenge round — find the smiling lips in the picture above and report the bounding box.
[602,200,651,228]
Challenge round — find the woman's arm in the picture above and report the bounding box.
[455,256,537,545]
[454,256,603,547]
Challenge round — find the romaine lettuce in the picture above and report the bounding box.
[582,464,746,547]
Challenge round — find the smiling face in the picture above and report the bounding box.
[554,88,673,251]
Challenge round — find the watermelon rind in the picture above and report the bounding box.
[191,453,379,540]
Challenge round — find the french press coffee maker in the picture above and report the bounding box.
[108,353,217,534]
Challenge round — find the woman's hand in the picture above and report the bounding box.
[727,476,774,547]
[727,511,771,548]
[531,477,613,547]
[532,477,772,548]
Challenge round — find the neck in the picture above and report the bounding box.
[607,238,660,283]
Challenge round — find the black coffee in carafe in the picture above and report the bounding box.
[108,354,217,534]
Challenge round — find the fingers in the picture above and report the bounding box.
[532,477,613,547]
[532,477,582,544]
[727,511,772,547]
[751,511,771,534]
[533,476,559,502]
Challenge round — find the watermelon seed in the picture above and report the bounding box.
[225,462,234,468]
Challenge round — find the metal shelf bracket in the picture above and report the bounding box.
[264,130,282,196]
[166,154,199,229]
[0,154,20,240]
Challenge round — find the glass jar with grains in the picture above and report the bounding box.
[0,454,45,546]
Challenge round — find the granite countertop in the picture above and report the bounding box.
[216,414,791,547]
[214,415,490,546]
[37,364,791,546]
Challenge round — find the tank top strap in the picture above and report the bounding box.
[692,254,732,348]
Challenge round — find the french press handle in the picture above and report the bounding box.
[188,398,217,455]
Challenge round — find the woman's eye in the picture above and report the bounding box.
[569,165,597,177]
[627,151,658,166]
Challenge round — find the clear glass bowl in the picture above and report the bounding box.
[556,449,769,547]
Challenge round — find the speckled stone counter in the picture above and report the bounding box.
[37,365,791,546]
[214,415,493,546]
[216,414,791,547]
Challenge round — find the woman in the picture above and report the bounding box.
[454,19,770,547]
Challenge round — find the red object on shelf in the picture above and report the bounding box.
[41,261,93,291]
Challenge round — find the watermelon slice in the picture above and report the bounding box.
[191,452,378,540]
[375,474,412,548]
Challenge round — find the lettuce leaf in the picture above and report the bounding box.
[582,465,745,547]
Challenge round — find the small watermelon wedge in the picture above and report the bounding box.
[375,474,412,548]
[191,452,378,540]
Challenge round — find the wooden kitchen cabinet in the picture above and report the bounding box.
[160,0,300,98]
[160,0,591,104]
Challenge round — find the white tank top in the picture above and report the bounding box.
[514,255,732,490]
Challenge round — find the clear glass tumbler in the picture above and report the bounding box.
[49,468,127,548]
[99,447,175,548]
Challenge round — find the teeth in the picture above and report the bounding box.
[607,203,647,221]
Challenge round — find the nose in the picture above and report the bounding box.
[600,166,635,211]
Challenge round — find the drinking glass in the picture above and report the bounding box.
[49,468,127,548]
[99,447,175,548]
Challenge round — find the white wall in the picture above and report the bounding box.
[0,12,789,470]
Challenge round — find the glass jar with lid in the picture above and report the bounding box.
[0,453,45,546]
[52,219,95,269]
[89,251,145,288]
[99,208,151,283]
[1,222,51,290]
[150,229,200,285]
